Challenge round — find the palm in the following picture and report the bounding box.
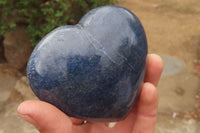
[72,108,138,133]
[73,113,136,133]
[18,54,163,133]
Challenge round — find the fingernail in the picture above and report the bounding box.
[18,114,40,129]
[17,104,40,129]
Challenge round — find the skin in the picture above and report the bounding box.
[18,54,163,133]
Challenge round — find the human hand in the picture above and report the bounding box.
[18,54,163,133]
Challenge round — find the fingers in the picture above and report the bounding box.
[145,54,164,86]
[132,82,158,133]
[17,100,72,133]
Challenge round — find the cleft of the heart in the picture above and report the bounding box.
[27,5,148,122]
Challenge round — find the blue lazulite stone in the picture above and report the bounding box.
[27,6,148,122]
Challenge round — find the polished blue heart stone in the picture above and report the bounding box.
[27,5,147,122]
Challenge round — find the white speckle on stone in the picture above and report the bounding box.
[108,122,117,128]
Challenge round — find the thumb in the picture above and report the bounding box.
[17,100,72,133]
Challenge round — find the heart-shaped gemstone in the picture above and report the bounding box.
[27,5,147,122]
